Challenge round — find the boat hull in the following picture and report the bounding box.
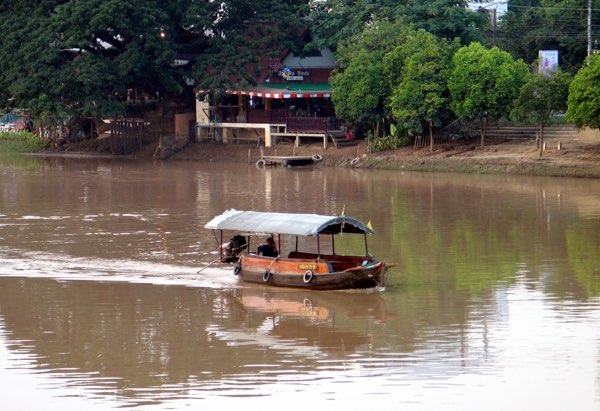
[236,255,387,290]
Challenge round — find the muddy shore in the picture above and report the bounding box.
[47,136,600,178]
[167,137,600,178]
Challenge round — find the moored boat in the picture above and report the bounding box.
[204,209,391,290]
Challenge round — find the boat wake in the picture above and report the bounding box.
[0,247,239,289]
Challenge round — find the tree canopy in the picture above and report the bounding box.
[387,30,458,136]
[566,55,600,130]
[310,0,486,51]
[448,43,529,146]
[0,0,309,119]
[511,71,571,156]
[498,0,600,72]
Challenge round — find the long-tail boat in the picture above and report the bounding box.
[204,209,390,290]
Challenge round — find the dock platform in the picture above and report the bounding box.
[256,155,323,168]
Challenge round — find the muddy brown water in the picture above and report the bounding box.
[1,154,600,409]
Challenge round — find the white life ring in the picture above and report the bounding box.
[312,154,323,161]
[263,270,271,282]
[350,157,360,166]
[256,159,266,168]
[303,270,314,284]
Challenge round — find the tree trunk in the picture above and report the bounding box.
[539,123,545,158]
[428,119,433,152]
[479,115,488,148]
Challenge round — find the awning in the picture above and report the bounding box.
[205,209,374,237]
[196,82,332,99]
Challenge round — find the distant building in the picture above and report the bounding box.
[469,1,508,18]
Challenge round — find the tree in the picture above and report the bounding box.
[330,49,388,137]
[498,0,600,72]
[386,30,458,149]
[330,21,408,137]
[566,55,600,130]
[309,0,485,51]
[0,0,187,129]
[188,0,310,91]
[511,71,571,157]
[448,43,529,147]
[0,0,308,131]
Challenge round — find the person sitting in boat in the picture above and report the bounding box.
[257,236,278,257]
[222,235,247,262]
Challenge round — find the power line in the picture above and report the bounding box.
[508,4,598,13]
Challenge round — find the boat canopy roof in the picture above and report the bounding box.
[205,209,374,236]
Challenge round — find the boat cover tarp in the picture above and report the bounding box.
[205,209,374,236]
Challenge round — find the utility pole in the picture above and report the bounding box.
[588,0,593,57]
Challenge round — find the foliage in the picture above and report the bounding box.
[0,131,46,153]
[330,21,407,134]
[0,1,309,119]
[309,0,486,51]
[387,30,458,136]
[448,43,529,145]
[511,71,571,126]
[365,123,417,152]
[0,0,185,118]
[189,0,309,91]
[498,0,599,72]
[566,55,600,130]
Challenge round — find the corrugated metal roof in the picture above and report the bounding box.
[204,209,373,237]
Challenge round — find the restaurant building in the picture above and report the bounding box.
[195,31,348,148]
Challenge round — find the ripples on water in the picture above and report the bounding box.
[1,159,600,409]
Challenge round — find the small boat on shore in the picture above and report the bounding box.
[204,209,391,290]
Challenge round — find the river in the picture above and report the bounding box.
[1,153,599,410]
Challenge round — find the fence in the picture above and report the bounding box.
[413,118,466,150]
[109,119,154,154]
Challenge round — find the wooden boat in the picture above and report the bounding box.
[204,209,390,290]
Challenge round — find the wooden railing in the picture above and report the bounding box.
[216,107,342,133]
[286,117,330,133]
[247,109,287,124]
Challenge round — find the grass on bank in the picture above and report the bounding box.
[0,131,45,153]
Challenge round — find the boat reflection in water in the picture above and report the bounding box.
[210,285,393,356]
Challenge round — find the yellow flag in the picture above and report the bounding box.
[367,220,373,230]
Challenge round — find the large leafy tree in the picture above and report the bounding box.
[448,42,529,147]
[511,71,571,157]
[0,0,185,119]
[0,0,308,126]
[188,0,309,91]
[566,55,600,130]
[309,0,485,51]
[330,21,408,137]
[387,30,458,145]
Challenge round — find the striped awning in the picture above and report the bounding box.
[226,90,331,99]
[196,82,332,99]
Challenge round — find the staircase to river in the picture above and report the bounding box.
[483,124,579,142]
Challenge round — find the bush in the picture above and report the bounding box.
[0,131,46,153]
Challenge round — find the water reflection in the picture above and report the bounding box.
[0,277,393,406]
[1,155,600,408]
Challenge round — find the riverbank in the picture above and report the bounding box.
[168,137,600,178]
[37,135,600,178]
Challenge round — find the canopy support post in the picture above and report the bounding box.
[364,233,369,256]
[331,233,335,255]
[219,230,223,261]
[317,235,321,257]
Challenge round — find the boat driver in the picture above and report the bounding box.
[257,236,278,257]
